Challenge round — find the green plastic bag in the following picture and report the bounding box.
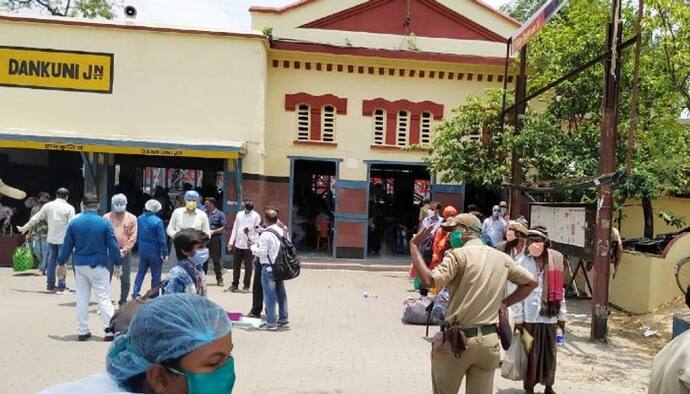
[12,243,34,272]
[414,276,422,290]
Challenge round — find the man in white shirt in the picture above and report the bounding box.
[482,205,508,246]
[226,197,261,293]
[249,207,288,330]
[649,329,690,394]
[167,191,211,239]
[18,187,75,293]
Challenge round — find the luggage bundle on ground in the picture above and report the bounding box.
[402,289,449,326]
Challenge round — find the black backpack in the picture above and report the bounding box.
[265,228,301,281]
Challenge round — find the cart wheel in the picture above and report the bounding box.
[674,257,690,294]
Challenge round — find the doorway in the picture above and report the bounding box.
[290,159,337,257]
[368,163,431,258]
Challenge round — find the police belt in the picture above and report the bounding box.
[442,323,497,338]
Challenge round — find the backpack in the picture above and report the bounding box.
[265,228,301,281]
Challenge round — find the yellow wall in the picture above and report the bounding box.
[264,51,510,180]
[251,0,516,59]
[620,196,690,238]
[0,18,268,173]
[610,233,690,314]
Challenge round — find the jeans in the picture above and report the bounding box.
[250,260,263,316]
[117,253,132,305]
[74,265,113,335]
[32,238,50,272]
[132,253,163,299]
[261,264,288,327]
[232,248,253,288]
[46,243,66,290]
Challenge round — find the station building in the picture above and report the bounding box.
[0,0,518,259]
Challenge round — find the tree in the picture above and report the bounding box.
[500,0,548,22]
[1,0,115,19]
[427,0,690,237]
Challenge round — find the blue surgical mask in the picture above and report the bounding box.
[113,203,126,213]
[188,247,209,266]
[169,355,235,394]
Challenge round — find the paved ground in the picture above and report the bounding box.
[0,266,653,393]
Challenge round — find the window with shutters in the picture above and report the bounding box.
[321,105,335,142]
[420,112,432,145]
[396,110,409,146]
[373,109,385,145]
[296,104,310,141]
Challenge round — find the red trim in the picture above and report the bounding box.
[409,114,421,145]
[300,0,506,43]
[284,93,347,114]
[0,14,264,39]
[272,40,512,66]
[293,140,338,147]
[385,112,397,145]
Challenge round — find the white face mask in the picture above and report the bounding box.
[427,209,436,218]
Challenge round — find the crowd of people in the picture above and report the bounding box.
[410,200,565,394]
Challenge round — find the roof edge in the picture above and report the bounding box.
[0,13,266,40]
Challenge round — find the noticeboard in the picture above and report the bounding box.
[0,46,113,93]
[529,202,596,260]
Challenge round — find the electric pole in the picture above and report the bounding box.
[510,45,528,219]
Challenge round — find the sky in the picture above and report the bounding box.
[110,0,512,30]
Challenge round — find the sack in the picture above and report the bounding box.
[265,228,301,281]
[501,332,527,381]
[429,289,449,325]
[12,243,34,272]
[403,296,433,325]
[109,281,167,335]
[498,304,512,350]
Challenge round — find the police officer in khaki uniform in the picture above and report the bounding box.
[411,213,537,394]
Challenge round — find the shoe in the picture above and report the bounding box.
[263,324,278,331]
[77,333,92,342]
[242,287,251,293]
[246,312,261,319]
[55,288,65,295]
[278,322,290,329]
[46,286,57,293]
[217,279,224,287]
[229,286,239,293]
[104,328,115,342]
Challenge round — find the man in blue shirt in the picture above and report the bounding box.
[204,197,227,286]
[58,193,122,342]
[132,199,168,300]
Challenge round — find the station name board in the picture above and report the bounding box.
[0,46,113,93]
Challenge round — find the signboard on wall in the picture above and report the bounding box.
[0,46,113,93]
[529,202,596,260]
[511,0,569,55]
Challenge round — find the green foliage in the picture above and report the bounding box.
[500,0,548,22]
[428,0,690,207]
[1,0,115,18]
[261,26,274,41]
[658,210,687,229]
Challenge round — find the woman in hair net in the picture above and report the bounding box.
[39,293,235,394]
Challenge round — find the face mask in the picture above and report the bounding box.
[501,207,507,215]
[506,230,516,242]
[449,230,465,248]
[245,203,254,211]
[528,242,545,257]
[186,201,197,211]
[113,204,126,213]
[188,247,209,266]
[492,210,501,218]
[170,356,236,394]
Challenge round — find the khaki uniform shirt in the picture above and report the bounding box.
[431,238,534,327]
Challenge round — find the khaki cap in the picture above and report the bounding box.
[440,216,460,229]
[508,220,528,236]
[455,213,482,232]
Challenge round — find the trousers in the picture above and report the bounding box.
[250,260,263,316]
[431,332,500,394]
[132,253,163,299]
[232,247,253,288]
[74,265,114,335]
[204,234,224,281]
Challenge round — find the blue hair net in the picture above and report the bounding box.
[106,293,231,385]
[184,190,200,201]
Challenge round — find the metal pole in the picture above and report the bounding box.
[500,38,512,131]
[591,0,622,341]
[509,45,528,219]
